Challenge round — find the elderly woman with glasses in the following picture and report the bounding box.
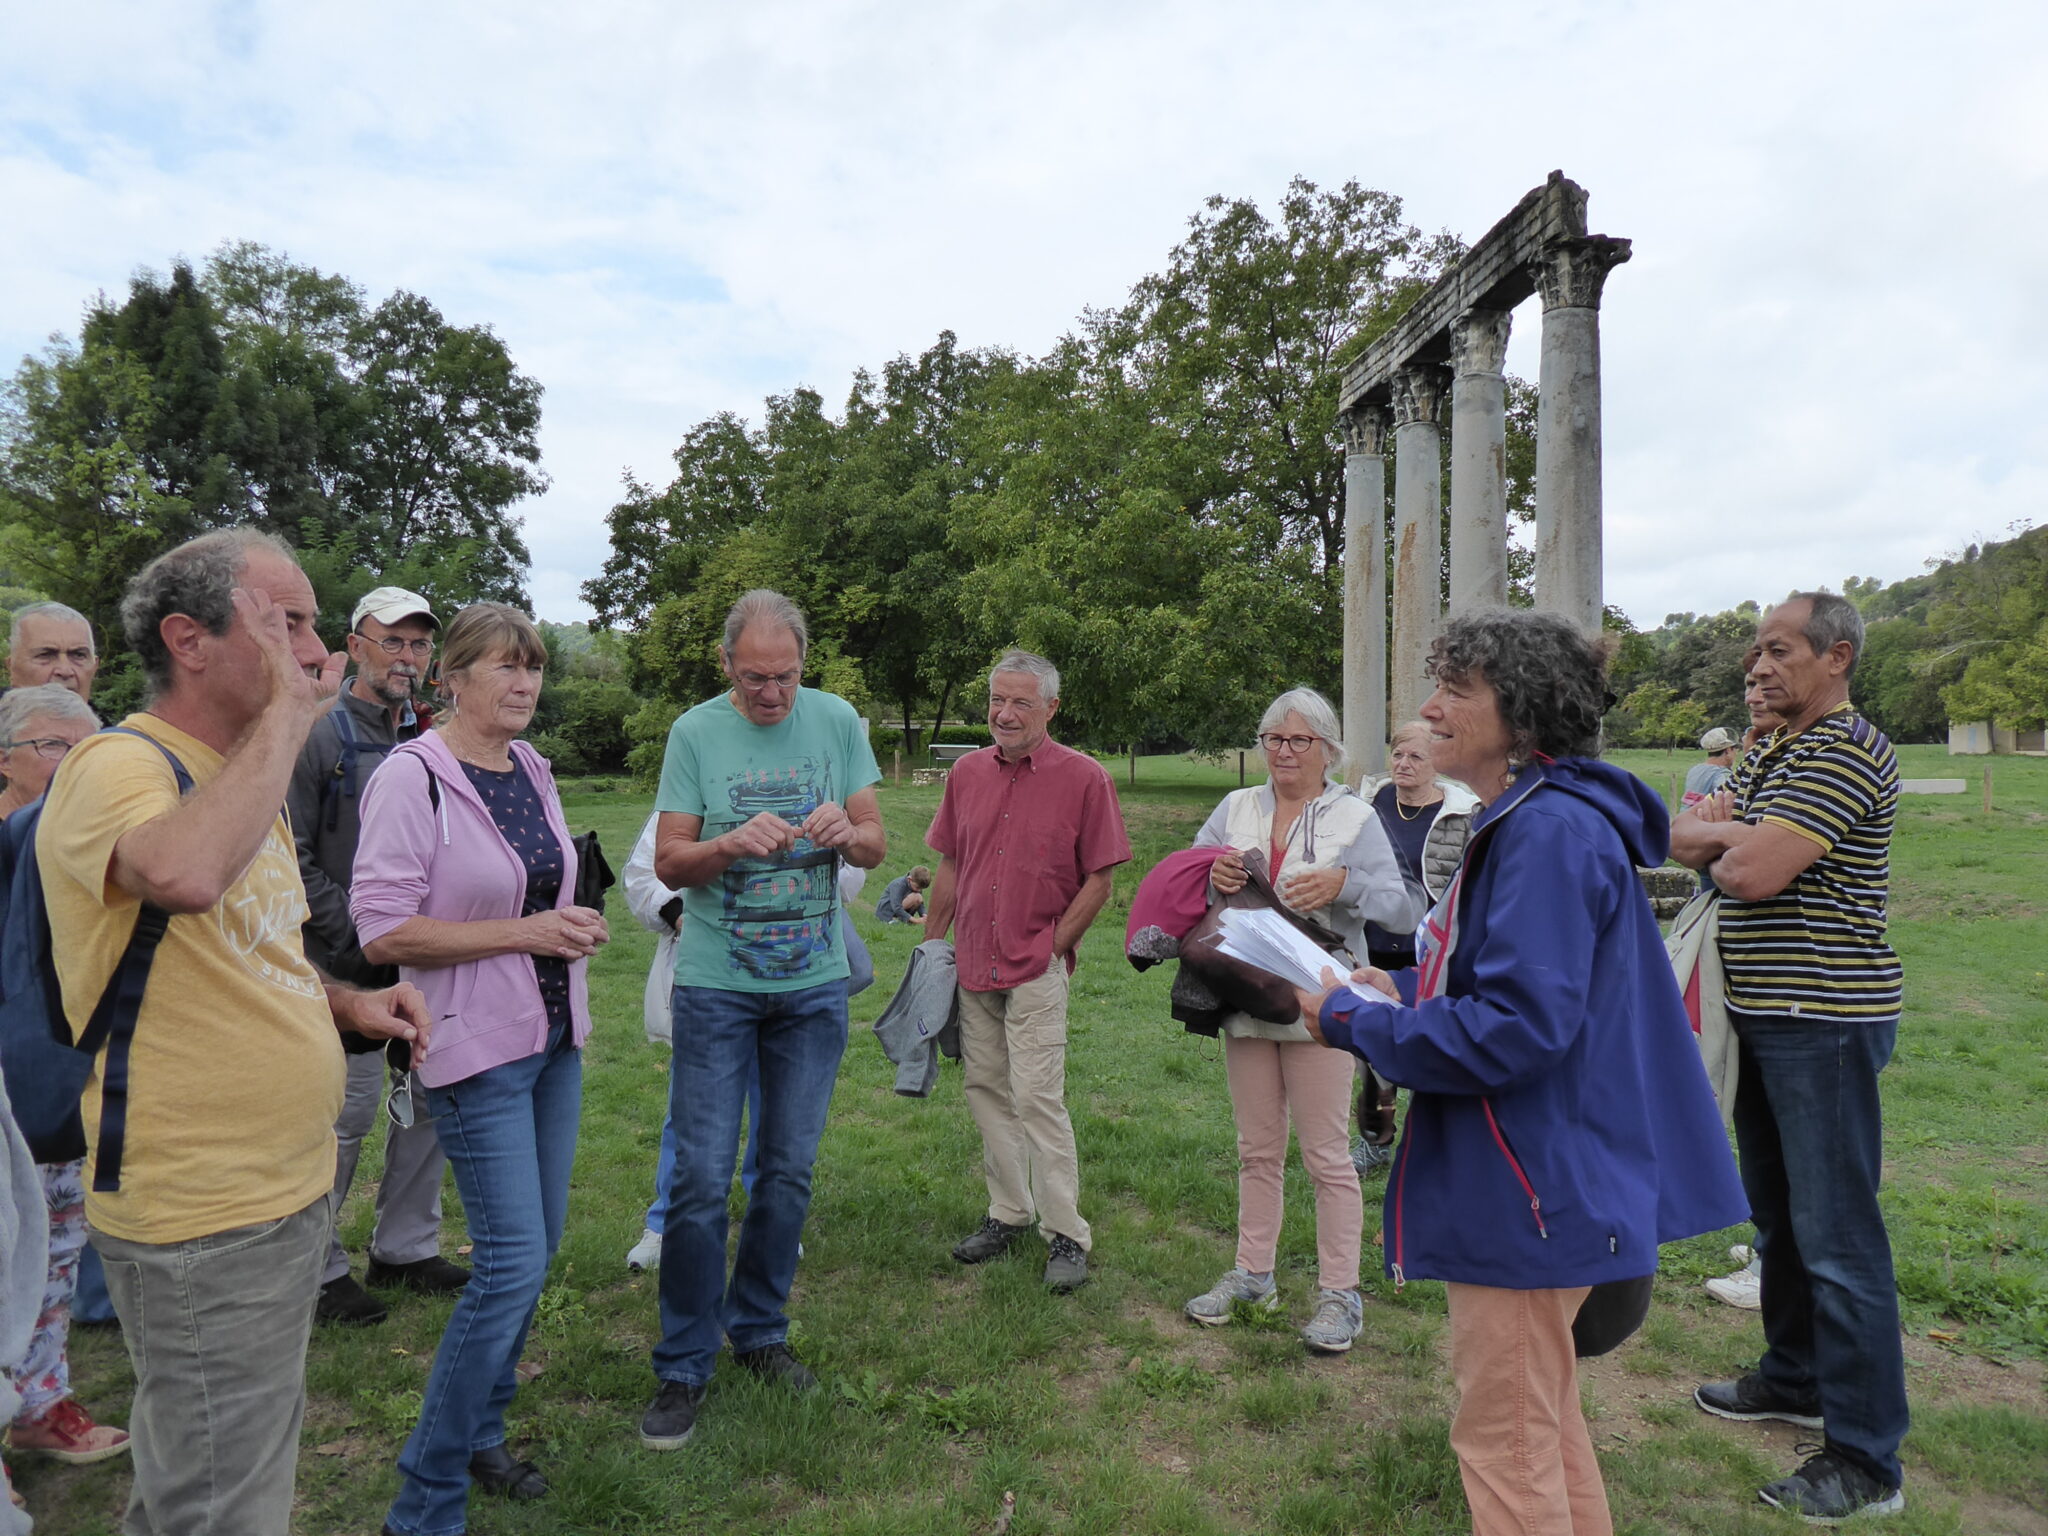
[351,604,609,1536]
[1300,612,1746,1536]
[1183,687,1423,1354]
[0,685,134,1476]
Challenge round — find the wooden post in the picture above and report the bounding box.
[892,748,901,786]
[1668,771,1678,810]
[1129,745,1137,786]
[1983,764,1993,814]
[1239,750,1246,787]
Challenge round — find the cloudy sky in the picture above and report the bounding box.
[4,2,2042,629]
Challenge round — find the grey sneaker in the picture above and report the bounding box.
[1300,1288,1364,1354]
[952,1216,1028,1265]
[639,1380,706,1450]
[1758,1446,1904,1523]
[1350,1136,1393,1175]
[1694,1371,1824,1430]
[1043,1233,1089,1292]
[732,1342,818,1392]
[1184,1267,1279,1326]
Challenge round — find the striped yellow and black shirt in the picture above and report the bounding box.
[1717,705,1902,1019]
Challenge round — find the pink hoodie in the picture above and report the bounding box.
[350,732,592,1087]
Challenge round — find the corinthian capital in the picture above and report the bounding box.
[1339,404,1391,457]
[1450,309,1513,377]
[1391,365,1450,428]
[1533,236,1632,311]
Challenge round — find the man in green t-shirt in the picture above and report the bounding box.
[639,590,884,1452]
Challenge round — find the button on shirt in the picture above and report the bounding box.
[926,738,1131,993]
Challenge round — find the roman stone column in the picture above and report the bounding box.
[1390,365,1448,724]
[1533,236,1630,635]
[1340,404,1391,781]
[1448,308,1513,615]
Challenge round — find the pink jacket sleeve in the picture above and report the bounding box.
[350,748,439,950]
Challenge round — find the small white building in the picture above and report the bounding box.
[1947,721,2048,755]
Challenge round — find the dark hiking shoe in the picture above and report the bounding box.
[314,1274,387,1326]
[639,1380,707,1450]
[733,1342,819,1392]
[366,1255,472,1294]
[1043,1233,1089,1293]
[1758,1446,1904,1523]
[1694,1371,1824,1429]
[951,1216,1028,1265]
[467,1443,547,1500]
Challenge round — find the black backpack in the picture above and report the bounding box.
[320,702,401,832]
[0,728,191,1185]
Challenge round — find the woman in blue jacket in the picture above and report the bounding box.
[1302,611,1746,1536]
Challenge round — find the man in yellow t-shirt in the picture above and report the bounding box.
[38,528,429,1536]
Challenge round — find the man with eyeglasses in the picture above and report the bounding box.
[286,586,469,1327]
[639,589,884,1452]
[5,602,99,704]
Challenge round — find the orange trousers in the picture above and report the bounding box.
[1445,1282,1613,1536]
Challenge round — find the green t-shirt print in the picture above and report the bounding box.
[655,687,881,993]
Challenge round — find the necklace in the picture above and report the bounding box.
[1394,798,1427,821]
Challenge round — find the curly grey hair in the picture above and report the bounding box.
[1259,686,1348,779]
[1426,610,1609,762]
[0,683,98,744]
[121,528,299,697]
[721,589,808,660]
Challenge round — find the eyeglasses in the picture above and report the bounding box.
[3,737,75,761]
[736,670,801,693]
[359,634,435,659]
[1258,733,1321,754]
[385,1069,418,1130]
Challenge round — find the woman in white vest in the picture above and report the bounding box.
[1185,687,1423,1353]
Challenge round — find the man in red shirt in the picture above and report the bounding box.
[922,651,1131,1292]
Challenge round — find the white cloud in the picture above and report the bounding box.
[3,0,2043,627]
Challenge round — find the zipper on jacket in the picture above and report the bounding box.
[1389,1115,1412,1290]
[1481,1098,1548,1239]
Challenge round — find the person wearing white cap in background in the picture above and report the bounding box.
[286,586,471,1326]
[1682,726,1740,809]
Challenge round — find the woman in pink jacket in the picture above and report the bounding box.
[351,604,609,1536]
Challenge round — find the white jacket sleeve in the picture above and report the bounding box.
[622,813,682,935]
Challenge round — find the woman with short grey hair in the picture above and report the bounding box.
[0,687,132,1469]
[1184,686,1421,1354]
[1301,609,1745,1534]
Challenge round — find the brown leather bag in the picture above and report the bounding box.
[1178,848,1352,1024]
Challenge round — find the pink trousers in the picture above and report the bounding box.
[1445,1282,1614,1536]
[1222,1035,1360,1291]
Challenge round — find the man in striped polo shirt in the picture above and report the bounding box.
[1671,591,1908,1524]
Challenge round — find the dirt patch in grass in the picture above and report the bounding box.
[1955,1493,2048,1536]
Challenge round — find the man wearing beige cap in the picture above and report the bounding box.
[1683,725,1740,809]
[286,586,470,1325]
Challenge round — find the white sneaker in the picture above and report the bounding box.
[626,1227,662,1271]
[1705,1259,1761,1310]
[1728,1243,1755,1266]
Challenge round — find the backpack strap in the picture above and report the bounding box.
[82,727,193,1193]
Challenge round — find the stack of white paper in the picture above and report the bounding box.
[1211,907,1352,993]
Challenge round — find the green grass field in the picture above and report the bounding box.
[22,747,2048,1533]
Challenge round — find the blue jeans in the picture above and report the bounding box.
[1731,1010,1908,1488]
[386,1025,581,1536]
[652,982,847,1386]
[646,1062,760,1232]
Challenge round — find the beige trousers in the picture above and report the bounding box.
[956,959,1091,1249]
[1223,1034,1361,1290]
[1445,1282,1613,1536]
